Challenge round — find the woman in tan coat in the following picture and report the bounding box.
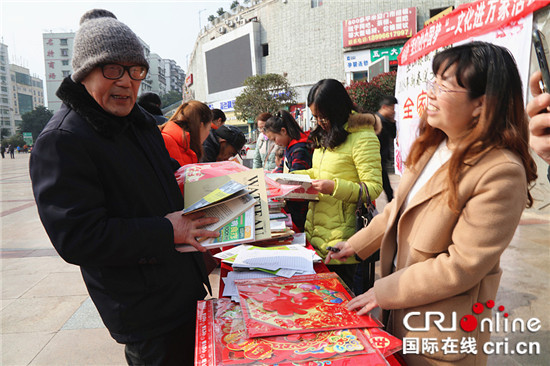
[327,42,537,365]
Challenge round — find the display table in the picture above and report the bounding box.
[210,243,405,366]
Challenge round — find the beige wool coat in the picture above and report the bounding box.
[347,145,528,365]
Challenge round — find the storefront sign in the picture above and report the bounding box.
[343,7,416,47]
[371,45,403,65]
[208,99,236,112]
[185,73,193,87]
[344,49,370,72]
[398,0,550,66]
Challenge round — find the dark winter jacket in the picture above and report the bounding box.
[29,77,209,343]
[376,112,396,163]
[274,132,312,173]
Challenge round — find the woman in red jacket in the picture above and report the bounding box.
[160,100,212,166]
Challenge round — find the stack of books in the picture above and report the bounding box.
[177,167,300,251]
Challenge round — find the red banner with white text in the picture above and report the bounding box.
[398,0,550,65]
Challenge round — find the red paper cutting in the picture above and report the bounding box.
[235,273,382,338]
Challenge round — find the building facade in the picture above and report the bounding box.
[9,64,45,127]
[164,59,186,94]
[186,0,469,129]
[42,32,74,113]
[148,53,167,96]
[0,43,15,135]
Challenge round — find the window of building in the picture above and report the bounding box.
[1,86,7,92]
[262,43,269,57]
[61,49,69,57]
[311,0,323,8]
[2,97,8,103]
[62,70,70,77]
[62,60,69,66]
[60,38,68,46]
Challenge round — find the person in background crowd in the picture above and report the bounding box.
[1,144,5,159]
[253,112,277,171]
[265,110,312,231]
[376,96,398,202]
[272,146,285,173]
[138,92,168,125]
[202,124,246,162]
[160,100,212,167]
[327,42,537,366]
[211,108,226,130]
[293,78,383,291]
[8,144,14,158]
[527,70,550,181]
[29,10,219,365]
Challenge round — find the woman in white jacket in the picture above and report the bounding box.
[253,112,277,170]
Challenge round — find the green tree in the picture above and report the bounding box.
[3,132,25,148]
[20,105,53,142]
[159,90,182,110]
[216,7,225,16]
[208,14,216,22]
[1,127,11,142]
[346,71,396,113]
[234,73,296,123]
[230,1,240,10]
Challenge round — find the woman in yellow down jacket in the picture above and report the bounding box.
[293,78,383,290]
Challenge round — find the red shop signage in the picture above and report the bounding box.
[343,7,417,48]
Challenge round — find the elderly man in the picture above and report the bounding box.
[29,9,218,365]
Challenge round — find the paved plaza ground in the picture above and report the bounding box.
[1,153,549,365]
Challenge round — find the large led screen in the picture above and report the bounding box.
[205,34,253,94]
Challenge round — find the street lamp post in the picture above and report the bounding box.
[198,8,207,31]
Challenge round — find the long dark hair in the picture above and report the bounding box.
[161,100,212,160]
[264,110,304,141]
[307,79,358,149]
[407,41,537,209]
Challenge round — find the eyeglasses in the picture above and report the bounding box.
[426,80,468,96]
[311,115,328,125]
[100,64,148,80]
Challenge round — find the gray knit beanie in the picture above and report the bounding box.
[71,9,149,82]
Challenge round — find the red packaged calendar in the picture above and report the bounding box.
[234,273,382,338]
[362,327,403,358]
[195,298,389,366]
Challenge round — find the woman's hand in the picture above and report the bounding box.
[325,241,356,264]
[165,211,219,252]
[312,179,335,195]
[526,71,550,164]
[347,287,379,316]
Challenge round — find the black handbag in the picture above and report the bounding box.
[355,182,377,231]
[354,182,380,294]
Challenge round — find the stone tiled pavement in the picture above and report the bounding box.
[1,153,549,365]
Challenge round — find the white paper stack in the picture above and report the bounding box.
[232,245,316,277]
